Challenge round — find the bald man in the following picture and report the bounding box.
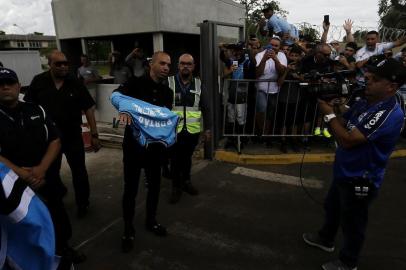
[114,51,173,252]
[25,50,100,219]
[167,54,210,204]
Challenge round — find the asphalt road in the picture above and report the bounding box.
[60,148,406,270]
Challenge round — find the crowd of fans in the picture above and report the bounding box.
[220,7,406,153]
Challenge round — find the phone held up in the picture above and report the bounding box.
[324,15,330,26]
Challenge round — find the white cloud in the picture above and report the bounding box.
[0,0,55,35]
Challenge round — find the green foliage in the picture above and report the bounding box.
[298,24,320,41]
[234,0,288,44]
[87,40,110,62]
[0,30,5,35]
[378,0,406,29]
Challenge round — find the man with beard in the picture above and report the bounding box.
[115,51,173,252]
[355,31,406,86]
[25,50,101,218]
[167,54,210,204]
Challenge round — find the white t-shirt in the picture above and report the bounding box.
[255,51,287,94]
[355,42,394,62]
[355,42,394,84]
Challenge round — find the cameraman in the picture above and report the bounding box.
[303,58,406,270]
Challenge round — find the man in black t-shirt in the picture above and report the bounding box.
[0,67,85,268]
[114,51,173,253]
[25,51,100,218]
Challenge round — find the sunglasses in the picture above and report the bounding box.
[54,61,69,67]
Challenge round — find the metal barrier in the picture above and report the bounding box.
[222,78,323,139]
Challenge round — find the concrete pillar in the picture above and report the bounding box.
[153,32,164,52]
[80,38,88,55]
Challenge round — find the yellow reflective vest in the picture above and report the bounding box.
[168,75,202,134]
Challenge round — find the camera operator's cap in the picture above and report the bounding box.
[0,67,19,83]
[366,58,406,85]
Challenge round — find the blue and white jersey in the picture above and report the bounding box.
[111,92,179,147]
[334,96,404,188]
[266,15,298,45]
[0,163,59,270]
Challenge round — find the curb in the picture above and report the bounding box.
[215,149,406,165]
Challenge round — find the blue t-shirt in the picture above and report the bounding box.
[334,96,404,188]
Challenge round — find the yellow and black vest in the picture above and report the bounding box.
[168,75,202,134]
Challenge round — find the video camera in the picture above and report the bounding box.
[300,70,355,100]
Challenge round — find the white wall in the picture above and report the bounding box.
[0,51,42,86]
[52,0,244,39]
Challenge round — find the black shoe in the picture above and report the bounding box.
[63,246,87,264]
[146,222,167,237]
[302,232,335,252]
[77,204,89,219]
[121,234,135,253]
[121,225,135,253]
[169,188,182,204]
[183,182,199,196]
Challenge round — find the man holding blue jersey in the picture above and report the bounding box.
[303,58,406,270]
[115,51,173,253]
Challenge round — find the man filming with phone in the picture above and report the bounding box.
[303,58,406,270]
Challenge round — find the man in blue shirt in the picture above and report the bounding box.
[260,6,298,46]
[303,58,406,270]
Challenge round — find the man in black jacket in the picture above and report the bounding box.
[114,51,173,252]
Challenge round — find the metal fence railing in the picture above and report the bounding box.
[222,79,322,139]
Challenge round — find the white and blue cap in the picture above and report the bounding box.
[0,67,19,83]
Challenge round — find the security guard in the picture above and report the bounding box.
[0,67,85,268]
[168,53,210,204]
[25,50,101,218]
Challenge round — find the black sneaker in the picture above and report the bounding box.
[322,260,357,270]
[146,222,167,237]
[121,234,135,253]
[302,232,335,252]
[169,188,182,204]
[183,182,199,196]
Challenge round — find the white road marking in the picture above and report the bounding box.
[231,166,323,189]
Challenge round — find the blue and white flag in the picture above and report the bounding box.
[0,162,59,270]
[111,91,179,147]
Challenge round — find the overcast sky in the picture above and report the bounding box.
[0,0,379,36]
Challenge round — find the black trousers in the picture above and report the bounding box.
[319,178,378,268]
[38,162,73,255]
[122,141,165,227]
[170,130,200,188]
[55,132,90,208]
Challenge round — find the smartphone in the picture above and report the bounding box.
[324,15,330,25]
[263,44,273,52]
[232,60,238,67]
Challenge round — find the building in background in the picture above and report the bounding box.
[0,34,56,51]
[51,0,244,70]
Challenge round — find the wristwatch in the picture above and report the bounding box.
[324,113,336,123]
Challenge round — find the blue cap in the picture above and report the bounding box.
[0,67,19,82]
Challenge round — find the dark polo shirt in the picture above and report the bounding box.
[25,71,95,136]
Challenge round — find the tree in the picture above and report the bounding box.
[378,0,406,29]
[297,23,320,42]
[0,30,5,35]
[33,32,44,36]
[233,0,288,41]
